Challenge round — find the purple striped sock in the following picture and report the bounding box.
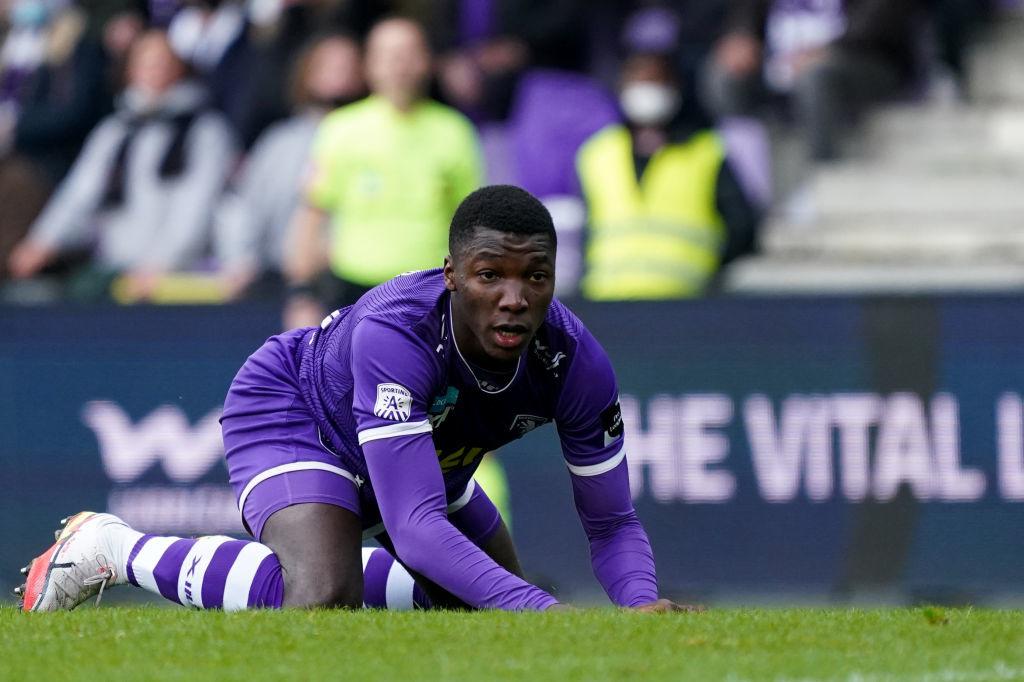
[124,535,284,610]
[247,553,284,608]
[152,539,196,604]
[361,547,432,610]
[362,548,393,608]
[200,540,247,609]
[125,534,155,587]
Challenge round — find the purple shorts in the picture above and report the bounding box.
[222,328,500,545]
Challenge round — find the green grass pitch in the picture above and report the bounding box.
[2,606,1023,681]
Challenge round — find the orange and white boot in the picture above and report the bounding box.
[15,512,130,612]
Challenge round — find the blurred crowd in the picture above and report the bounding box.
[0,0,1002,319]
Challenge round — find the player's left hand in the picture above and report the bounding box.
[631,599,706,614]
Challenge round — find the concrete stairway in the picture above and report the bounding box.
[724,13,1024,295]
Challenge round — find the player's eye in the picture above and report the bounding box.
[530,271,550,283]
[478,270,498,282]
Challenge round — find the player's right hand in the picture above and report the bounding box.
[631,598,706,614]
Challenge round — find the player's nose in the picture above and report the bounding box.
[497,282,528,312]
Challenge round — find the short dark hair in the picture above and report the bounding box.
[449,185,557,258]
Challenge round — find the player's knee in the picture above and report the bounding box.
[282,569,362,609]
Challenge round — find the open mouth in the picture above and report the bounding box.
[493,324,529,349]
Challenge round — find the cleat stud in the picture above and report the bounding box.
[19,566,28,575]
[60,517,69,525]
[13,585,23,595]
[54,529,61,541]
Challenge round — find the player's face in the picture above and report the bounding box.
[445,228,555,371]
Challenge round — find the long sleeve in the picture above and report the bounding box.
[363,433,557,610]
[555,316,659,606]
[570,460,658,607]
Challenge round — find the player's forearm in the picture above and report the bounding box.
[364,436,558,610]
[571,464,659,607]
[389,511,557,610]
[586,514,659,607]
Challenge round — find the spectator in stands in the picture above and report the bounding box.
[6,29,236,301]
[213,32,365,301]
[577,51,760,301]
[705,0,923,161]
[929,0,996,90]
[0,0,111,183]
[283,16,481,327]
[434,0,588,123]
[98,5,147,91]
[167,0,254,142]
[224,0,354,147]
[0,0,111,278]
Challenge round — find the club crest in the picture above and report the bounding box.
[510,414,550,437]
[374,383,412,422]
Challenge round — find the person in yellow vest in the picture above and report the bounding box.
[284,16,483,328]
[577,52,760,301]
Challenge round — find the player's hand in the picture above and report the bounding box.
[631,599,706,614]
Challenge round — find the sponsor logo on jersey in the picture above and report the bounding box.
[429,386,459,428]
[601,399,624,446]
[374,383,412,421]
[510,414,550,437]
[436,445,486,472]
[531,339,567,377]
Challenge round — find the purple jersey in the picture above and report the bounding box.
[295,269,656,609]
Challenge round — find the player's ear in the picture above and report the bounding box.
[443,255,457,292]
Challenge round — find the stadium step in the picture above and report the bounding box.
[723,258,1024,294]
[861,106,1024,167]
[762,215,1024,262]
[789,165,1024,217]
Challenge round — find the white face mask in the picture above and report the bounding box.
[619,82,681,127]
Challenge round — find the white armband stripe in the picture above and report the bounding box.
[358,419,433,445]
[565,444,627,477]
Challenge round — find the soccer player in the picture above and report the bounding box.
[17,185,692,613]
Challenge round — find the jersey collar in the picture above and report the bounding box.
[447,298,521,395]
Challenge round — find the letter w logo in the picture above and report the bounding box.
[81,401,225,483]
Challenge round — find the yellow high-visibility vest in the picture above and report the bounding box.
[577,125,726,300]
